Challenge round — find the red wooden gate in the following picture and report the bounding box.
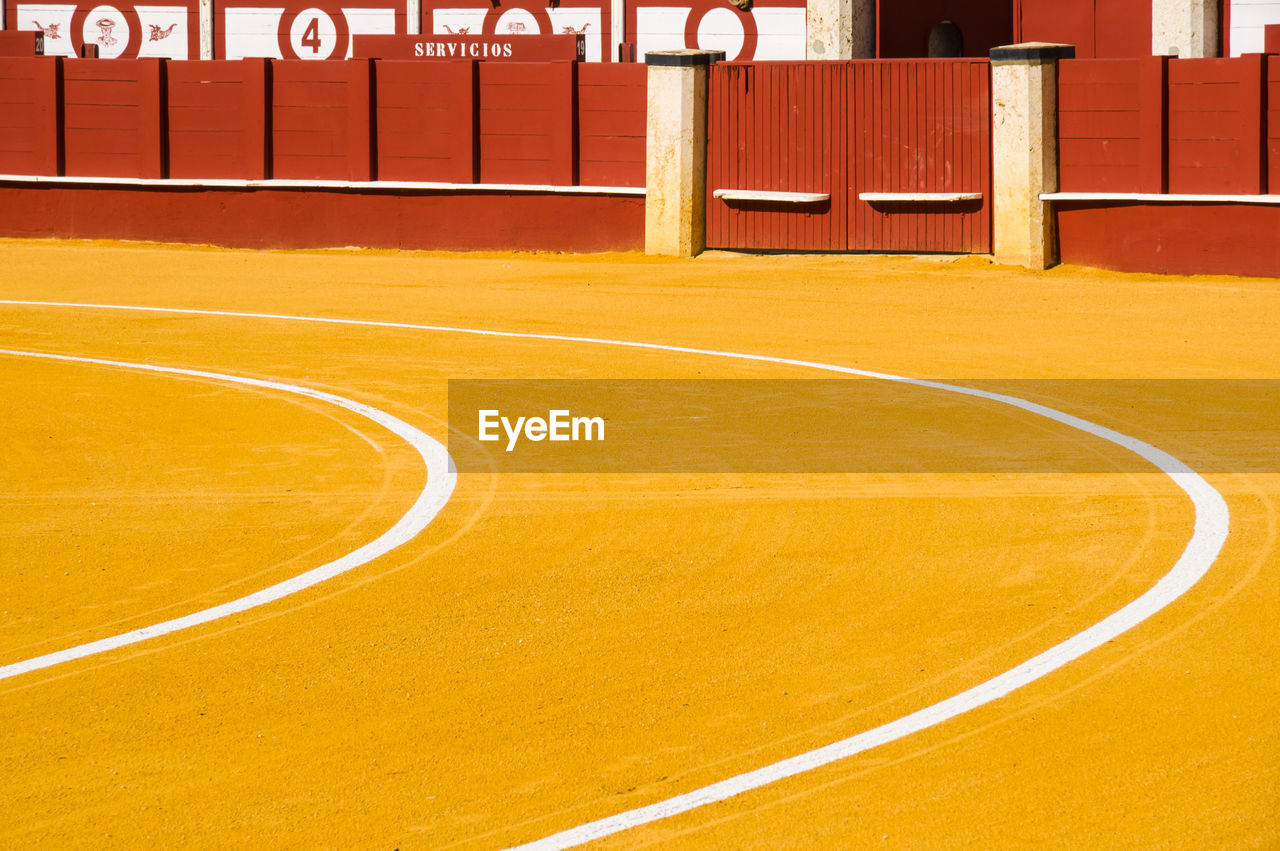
[706,59,992,253]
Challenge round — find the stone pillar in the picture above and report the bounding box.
[806,0,875,59]
[1152,0,1219,58]
[644,50,722,257]
[989,43,1073,270]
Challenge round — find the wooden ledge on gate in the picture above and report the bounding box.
[713,189,830,203]
[858,192,984,202]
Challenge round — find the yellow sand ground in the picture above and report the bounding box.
[0,240,1276,848]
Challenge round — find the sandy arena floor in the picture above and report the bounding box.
[0,240,1276,848]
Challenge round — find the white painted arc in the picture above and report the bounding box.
[0,300,1230,850]
[0,348,458,682]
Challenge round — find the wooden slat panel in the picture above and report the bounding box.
[577,61,644,187]
[1058,58,1144,191]
[167,59,269,179]
[1269,56,1280,193]
[709,59,990,253]
[477,61,568,185]
[375,60,475,182]
[706,61,846,251]
[63,59,164,179]
[1167,56,1265,194]
[850,59,990,253]
[272,59,372,181]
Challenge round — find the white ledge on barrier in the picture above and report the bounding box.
[1041,192,1280,205]
[713,189,830,203]
[0,174,647,197]
[859,192,983,202]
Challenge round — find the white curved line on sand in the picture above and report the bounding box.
[0,348,457,682]
[0,301,1230,849]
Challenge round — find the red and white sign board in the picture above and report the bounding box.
[423,0,606,61]
[7,0,196,58]
[627,0,805,61]
[352,32,585,59]
[422,0,804,62]
[218,0,407,59]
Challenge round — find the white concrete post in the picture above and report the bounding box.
[199,0,213,59]
[1152,0,1219,58]
[806,0,875,59]
[989,42,1074,270]
[407,0,421,35]
[644,50,721,257]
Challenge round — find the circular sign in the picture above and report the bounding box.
[277,7,348,60]
[684,5,757,60]
[73,4,140,58]
[482,3,554,37]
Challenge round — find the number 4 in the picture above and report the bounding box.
[300,17,321,53]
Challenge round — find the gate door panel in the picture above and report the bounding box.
[707,61,849,251]
[849,59,991,253]
[707,59,992,253]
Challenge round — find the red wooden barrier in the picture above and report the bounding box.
[167,59,269,179]
[0,31,44,57]
[849,60,990,253]
[272,60,373,181]
[1167,55,1266,195]
[576,62,645,187]
[477,61,576,185]
[63,59,165,178]
[0,57,60,176]
[1018,0,1151,59]
[375,59,477,182]
[1268,55,1280,193]
[708,60,990,254]
[708,62,849,251]
[1058,57,1166,192]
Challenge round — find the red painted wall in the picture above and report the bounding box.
[0,183,643,251]
[271,60,373,180]
[1059,55,1273,195]
[373,59,644,186]
[1018,0,1151,58]
[2,55,647,188]
[167,59,270,179]
[1056,201,1280,277]
[0,57,60,176]
[877,0,1011,58]
[62,58,165,178]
